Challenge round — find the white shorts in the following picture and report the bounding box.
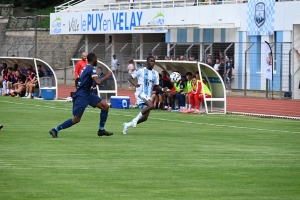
[136,91,151,105]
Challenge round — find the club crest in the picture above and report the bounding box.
[254,2,265,28]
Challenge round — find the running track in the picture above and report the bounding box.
[58,86,300,118]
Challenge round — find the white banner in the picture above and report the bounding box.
[264,43,272,80]
[50,10,168,34]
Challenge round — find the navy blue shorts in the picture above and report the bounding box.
[72,94,102,116]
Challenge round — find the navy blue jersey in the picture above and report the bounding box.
[75,65,97,97]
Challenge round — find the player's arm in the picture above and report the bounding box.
[128,70,140,87]
[93,70,112,85]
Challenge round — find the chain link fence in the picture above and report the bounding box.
[0,41,293,99]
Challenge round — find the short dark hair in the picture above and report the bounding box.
[3,63,7,68]
[97,67,102,70]
[185,72,192,76]
[146,55,155,61]
[13,64,18,71]
[87,53,97,62]
[37,64,41,68]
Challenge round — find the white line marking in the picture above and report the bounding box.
[1,100,299,134]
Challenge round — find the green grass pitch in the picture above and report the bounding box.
[0,97,300,200]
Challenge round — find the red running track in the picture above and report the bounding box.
[58,86,300,118]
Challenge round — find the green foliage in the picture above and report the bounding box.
[1,97,300,199]
[0,0,14,4]
[20,0,64,9]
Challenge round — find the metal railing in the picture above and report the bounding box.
[54,0,299,13]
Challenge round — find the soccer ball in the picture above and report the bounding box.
[170,72,181,83]
[66,97,73,102]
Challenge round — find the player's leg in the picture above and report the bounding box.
[188,94,195,113]
[48,96,86,138]
[123,93,153,134]
[136,99,153,124]
[91,94,113,136]
[158,93,164,109]
[193,94,200,114]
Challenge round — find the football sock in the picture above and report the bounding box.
[188,104,191,110]
[185,104,188,109]
[55,119,73,132]
[100,109,108,129]
[133,112,142,122]
[25,93,28,96]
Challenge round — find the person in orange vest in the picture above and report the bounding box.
[182,75,211,114]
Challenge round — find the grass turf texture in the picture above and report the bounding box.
[0,97,300,200]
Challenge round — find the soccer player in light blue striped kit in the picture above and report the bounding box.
[123,56,166,134]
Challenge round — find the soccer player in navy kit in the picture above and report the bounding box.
[49,53,113,138]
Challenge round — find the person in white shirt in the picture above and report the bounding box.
[122,56,166,134]
[111,55,119,75]
[127,59,135,88]
[213,59,220,72]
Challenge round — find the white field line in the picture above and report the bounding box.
[1,100,300,134]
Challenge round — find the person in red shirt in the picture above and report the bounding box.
[183,75,211,114]
[74,52,88,87]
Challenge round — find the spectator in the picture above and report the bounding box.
[182,75,211,114]
[129,0,134,9]
[13,63,19,71]
[9,69,19,96]
[111,54,119,75]
[168,73,185,110]
[36,65,45,79]
[225,57,233,92]
[92,67,106,95]
[0,63,8,91]
[218,59,225,78]
[207,54,212,60]
[154,55,159,60]
[189,55,195,61]
[161,70,170,82]
[12,69,27,97]
[75,52,88,88]
[127,59,135,75]
[213,59,220,72]
[127,59,135,88]
[180,72,193,112]
[3,67,13,96]
[23,68,36,98]
[206,58,214,68]
[230,57,234,69]
[154,73,172,110]
[179,55,184,61]
[201,55,205,62]
[219,51,224,60]
[195,71,200,81]
[136,62,143,70]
